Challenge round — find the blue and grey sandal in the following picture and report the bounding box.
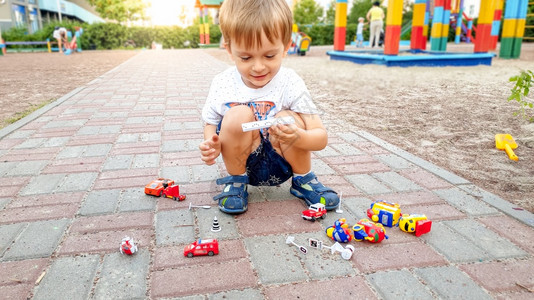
[290,172,339,210]
[213,175,249,214]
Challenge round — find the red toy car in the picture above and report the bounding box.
[184,239,219,257]
[302,203,327,221]
[120,236,138,255]
[145,178,186,201]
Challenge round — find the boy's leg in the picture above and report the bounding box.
[270,110,339,210]
[213,105,260,214]
[219,105,260,175]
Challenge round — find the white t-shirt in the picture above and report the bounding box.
[357,22,364,34]
[202,66,318,125]
[53,27,67,40]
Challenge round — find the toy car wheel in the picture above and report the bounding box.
[302,216,307,220]
[208,251,214,256]
[187,253,193,258]
[311,217,316,222]
[159,190,163,197]
[320,215,325,219]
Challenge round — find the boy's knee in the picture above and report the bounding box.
[220,105,255,133]
[275,110,305,129]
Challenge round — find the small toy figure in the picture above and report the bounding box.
[120,236,138,255]
[184,239,219,257]
[367,201,402,227]
[301,203,327,221]
[211,216,221,232]
[308,238,354,260]
[352,219,388,243]
[399,214,432,236]
[145,178,186,201]
[286,236,308,254]
[325,218,352,243]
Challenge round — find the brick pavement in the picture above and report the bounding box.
[1,50,534,299]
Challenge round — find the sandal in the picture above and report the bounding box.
[213,175,249,214]
[290,172,339,210]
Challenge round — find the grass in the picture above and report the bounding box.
[1,99,55,129]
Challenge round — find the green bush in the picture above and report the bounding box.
[508,70,534,122]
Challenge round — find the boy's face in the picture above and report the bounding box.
[226,32,290,89]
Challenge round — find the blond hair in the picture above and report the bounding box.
[219,0,293,49]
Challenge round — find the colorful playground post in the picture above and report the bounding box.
[385,0,404,55]
[474,0,497,52]
[500,0,529,58]
[411,0,427,50]
[490,0,505,50]
[334,0,348,51]
[454,0,464,44]
[203,5,210,45]
[430,0,452,51]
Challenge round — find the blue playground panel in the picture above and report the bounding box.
[327,49,495,67]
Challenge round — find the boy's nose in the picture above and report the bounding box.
[252,60,265,72]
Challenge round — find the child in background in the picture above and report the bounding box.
[53,26,79,55]
[199,0,339,214]
[356,17,366,48]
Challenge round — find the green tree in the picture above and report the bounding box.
[325,0,336,25]
[293,0,324,25]
[348,0,374,25]
[88,0,147,24]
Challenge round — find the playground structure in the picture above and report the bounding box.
[195,0,224,46]
[288,24,312,56]
[0,27,82,55]
[328,0,531,67]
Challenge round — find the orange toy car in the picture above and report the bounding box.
[144,178,186,201]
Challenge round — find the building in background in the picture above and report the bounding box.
[0,0,103,34]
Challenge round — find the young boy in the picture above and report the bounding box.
[199,0,339,214]
[356,17,366,48]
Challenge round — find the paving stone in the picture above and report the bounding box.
[0,198,10,209]
[33,255,99,300]
[292,232,356,279]
[352,241,447,273]
[162,139,204,152]
[5,160,48,176]
[340,196,373,220]
[56,172,98,192]
[459,257,534,293]
[191,164,219,182]
[79,189,121,215]
[372,171,423,192]
[375,153,415,169]
[434,188,499,216]
[460,184,534,227]
[160,166,191,184]
[346,174,392,195]
[58,229,152,255]
[209,288,263,300]
[245,235,307,285]
[19,174,65,195]
[421,221,491,263]
[263,276,377,299]
[478,215,534,254]
[330,143,363,155]
[337,132,367,143]
[415,266,492,300]
[315,145,340,157]
[155,209,195,246]
[14,138,47,149]
[132,153,160,169]
[0,203,78,225]
[311,159,336,175]
[373,190,445,206]
[196,208,239,240]
[0,258,48,286]
[42,137,70,148]
[0,223,26,256]
[0,161,17,176]
[443,219,527,259]
[94,250,150,299]
[119,188,156,212]
[400,168,453,190]
[151,260,256,298]
[103,155,133,170]
[366,269,433,299]
[3,219,70,260]
[70,212,153,234]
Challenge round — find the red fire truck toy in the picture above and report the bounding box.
[144,178,186,201]
[352,219,389,243]
[302,203,327,221]
[183,239,219,257]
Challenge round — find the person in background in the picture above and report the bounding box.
[366,1,385,48]
[356,17,367,48]
[53,26,78,54]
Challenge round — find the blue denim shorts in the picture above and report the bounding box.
[217,122,293,186]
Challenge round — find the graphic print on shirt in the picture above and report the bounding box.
[225,101,276,121]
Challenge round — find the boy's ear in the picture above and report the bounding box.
[224,42,234,59]
[284,40,292,56]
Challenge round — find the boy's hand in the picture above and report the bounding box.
[199,134,221,165]
[268,124,301,145]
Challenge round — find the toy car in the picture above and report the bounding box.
[302,203,327,221]
[184,239,219,257]
[352,219,389,243]
[367,201,402,227]
[120,236,138,255]
[399,214,432,236]
[325,218,352,243]
[144,178,186,201]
